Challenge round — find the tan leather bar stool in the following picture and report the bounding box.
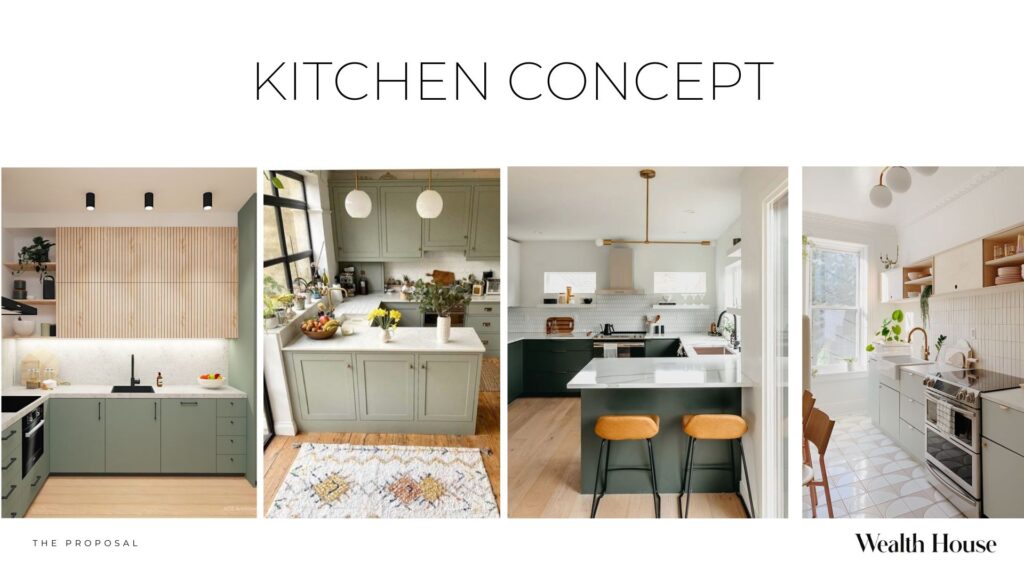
[679,414,755,518]
[591,414,661,518]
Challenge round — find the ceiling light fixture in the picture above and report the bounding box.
[144,192,154,211]
[86,192,95,211]
[416,169,443,219]
[869,166,938,208]
[345,171,372,218]
[595,169,711,247]
[203,191,213,211]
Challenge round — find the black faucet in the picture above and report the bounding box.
[714,310,740,350]
[130,354,140,387]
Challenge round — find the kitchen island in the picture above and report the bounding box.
[281,326,485,435]
[568,354,750,495]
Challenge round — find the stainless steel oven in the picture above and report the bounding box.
[592,340,645,358]
[423,308,465,328]
[22,404,45,476]
[924,389,980,517]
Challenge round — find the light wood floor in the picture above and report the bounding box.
[26,476,257,518]
[263,387,501,516]
[509,397,747,518]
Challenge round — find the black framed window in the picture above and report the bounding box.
[262,379,275,449]
[264,170,314,295]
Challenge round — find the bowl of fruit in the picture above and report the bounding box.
[302,315,340,339]
[198,373,227,389]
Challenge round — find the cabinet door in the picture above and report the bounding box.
[417,354,480,422]
[880,268,902,303]
[160,399,216,473]
[49,399,106,473]
[878,383,900,441]
[422,185,472,249]
[333,184,382,260]
[467,185,500,259]
[982,438,1024,518]
[291,353,358,421]
[898,419,924,463]
[508,341,524,402]
[386,304,423,327]
[355,354,416,421]
[105,399,161,473]
[380,186,424,259]
[645,338,680,358]
[934,240,983,294]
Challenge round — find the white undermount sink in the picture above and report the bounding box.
[691,346,736,356]
[876,355,930,380]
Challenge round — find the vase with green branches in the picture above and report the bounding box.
[414,280,472,343]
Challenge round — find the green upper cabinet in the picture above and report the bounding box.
[380,185,424,259]
[105,399,161,473]
[49,399,106,473]
[422,185,472,250]
[468,185,500,260]
[160,399,216,473]
[333,184,382,261]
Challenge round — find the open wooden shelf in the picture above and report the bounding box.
[4,262,56,272]
[13,299,56,305]
[904,276,934,286]
[984,251,1024,267]
[982,223,1024,288]
[902,258,933,298]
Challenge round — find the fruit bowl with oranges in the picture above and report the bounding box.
[302,315,340,339]
[198,373,227,389]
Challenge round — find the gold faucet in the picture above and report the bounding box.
[907,327,930,361]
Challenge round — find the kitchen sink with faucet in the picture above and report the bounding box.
[111,354,155,393]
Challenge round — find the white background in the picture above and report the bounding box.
[2,0,1023,573]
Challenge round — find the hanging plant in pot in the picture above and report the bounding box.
[414,279,472,343]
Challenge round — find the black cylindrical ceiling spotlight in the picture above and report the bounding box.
[203,191,213,211]
[144,192,154,211]
[86,192,95,211]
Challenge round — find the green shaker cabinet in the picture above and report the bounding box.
[50,399,106,473]
[334,184,382,260]
[508,340,524,402]
[523,339,592,397]
[467,185,500,260]
[105,399,161,473]
[982,437,1024,518]
[422,185,472,249]
[292,352,358,421]
[380,186,424,259]
[417,354,480,422]
[161,399,216,473]
[356,353,416,421]
[645,338,680,358]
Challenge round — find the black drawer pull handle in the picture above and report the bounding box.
[1,430,15,441]
[230,439,235,443]
[482,322,492,327]
[30,475,42,487]
[181,401,199,406]
[484,307,493,312]
[2,457,16,471]
[229,420,234,424]
[1,485,15,500]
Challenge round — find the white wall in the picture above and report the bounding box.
[508,239,521,307]
[384,252,498,284]
[715,217,741,310]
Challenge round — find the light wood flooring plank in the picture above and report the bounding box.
[26,476,256,518]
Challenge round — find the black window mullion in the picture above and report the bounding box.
[264,170,315,295]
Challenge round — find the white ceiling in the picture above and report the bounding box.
[803,167,996,225]
[2,168,255,213]
[509,167,743,241]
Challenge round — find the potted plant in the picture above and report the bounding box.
[865,309,905,353]
[843,357,856,372]
[16,236,55,282]
[414,280,472,343]
[919,284,933,327]
[263,296,278,330]
[367,307,401,343]
[935,334,947,360]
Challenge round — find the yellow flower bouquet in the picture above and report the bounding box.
[368,308,401,330]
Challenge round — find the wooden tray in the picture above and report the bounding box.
[546,316,575,335]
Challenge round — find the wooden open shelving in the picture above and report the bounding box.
[4,262,56,272]
[902,258,933,298]
[982,223,1024,288]
[13,299,56,306]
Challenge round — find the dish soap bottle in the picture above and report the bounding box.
[156,372,164,387]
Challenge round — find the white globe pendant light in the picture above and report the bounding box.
[416,169,443,218]
[345,171,372,218]
[884,166,912,193]
[912,166,939,176]
[869,184,892,208]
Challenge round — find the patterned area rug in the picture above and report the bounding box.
[268,444,499,518]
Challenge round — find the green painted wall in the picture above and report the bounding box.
[229,193,258,486]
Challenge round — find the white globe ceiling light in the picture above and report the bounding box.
[416,169,443,219]
[884,166,912,193]
[869,184,893,208]
[345,171,372,218]
[912,166,939,176]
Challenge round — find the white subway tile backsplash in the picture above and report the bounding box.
[509,294,719,334]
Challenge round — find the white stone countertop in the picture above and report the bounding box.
[567,355,750,389]
[2,385,246,429]
[282,326,485,353]
[508,331,734,356]
[982,387,1024,414]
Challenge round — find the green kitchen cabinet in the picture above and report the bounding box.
[291,352,358,421]
[417,354,480,422]
[355,353,416,421]
[160,399,216,473]
[333,184,382,260]
[49,398,106,473]
[467,185,500,260]
[508,340,524,402]
[982,436,1024,518]
[384,302,423,327]
[645,338,680,358]
[523,339,592,397]
[1,475,27,519]
[105,399,161,473]
[380,185,424,259]
[422,185,472,249]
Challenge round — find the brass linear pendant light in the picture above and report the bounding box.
[596,169,711,247]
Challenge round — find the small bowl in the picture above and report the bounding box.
[907,291,921,298]
[583,298,593,304]
[198,376,227,389]
[907,272,923,280]
[303,325,339,340]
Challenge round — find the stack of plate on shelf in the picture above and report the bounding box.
[994,265,1023,285]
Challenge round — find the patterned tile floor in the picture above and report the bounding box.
[803,415,965,519]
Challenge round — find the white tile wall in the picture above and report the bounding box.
[383,252,499,284]
[509,294,719,334]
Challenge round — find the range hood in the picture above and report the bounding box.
[597,247,641,295]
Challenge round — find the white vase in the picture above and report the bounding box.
[13,318,35,337]
[380,328,392,344]
[436,316,451,343]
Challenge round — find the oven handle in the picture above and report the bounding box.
[925,460,975,503]
[24,420,45,438]
[593,342,645,348]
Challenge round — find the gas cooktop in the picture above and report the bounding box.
[924,368,1023,407]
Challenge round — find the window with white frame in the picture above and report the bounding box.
[653,271,706,294]
[543,271,596,294]
[807,238,867,374]
[723,261,742,309]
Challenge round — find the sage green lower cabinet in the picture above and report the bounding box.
[1,420,25,518]
[105,399,161,473]
[50,398,106,473]
[982,437,1024,518]
[508,340,524,402]
[292,352,358,420]
[356,353,416,421]
[161,399,216,473]
[417,354,480,423]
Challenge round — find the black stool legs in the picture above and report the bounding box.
[679,437,756,518]
[590,438,660,518]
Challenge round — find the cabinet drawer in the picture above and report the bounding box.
[982,398,1024,456]
[479,335,499,352]
[899,371,926,404]
[216,454,245,474]
[217,417,246,436]
[1,480,27,519]
[26,455,48,509]
[525,348,593,373]
[217,398,246,417]
[466,315,499,334]
[900,393,925,432]
[466,302,499,315]
[982,437,1024,518]
[1,425,20,465]
[216,435,246,455]
[524,370,581,397]
[898,419,924,462]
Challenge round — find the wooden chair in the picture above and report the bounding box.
[805,407,836,518]
[802,390,815,466]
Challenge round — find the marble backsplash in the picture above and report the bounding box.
[509,294,719,334]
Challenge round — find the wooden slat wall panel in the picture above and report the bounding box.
[55,227,238,339]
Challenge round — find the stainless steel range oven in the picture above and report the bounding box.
[22,404,45,476]
[593,332,646,358]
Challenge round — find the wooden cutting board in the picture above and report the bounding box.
[429,270,456,286]
[546,316,575,335]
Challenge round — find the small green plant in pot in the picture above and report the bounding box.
[865,309,905,353]
[16,236,55,282]
[414,280,472,343]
